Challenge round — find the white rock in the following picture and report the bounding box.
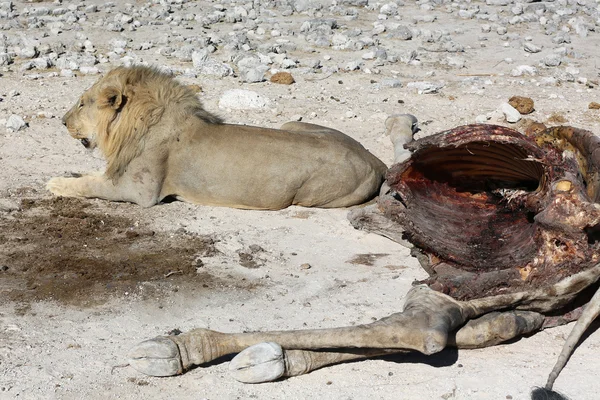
[60,69,75,77]
[510,65,537,77]
[523,43,542,53]
[475,114,489,123]
[380,3,398,16]
[6,115,27,132]
[406,81,444,94]
[499,103,521,123]
[80,66,100,74]
[218,89,270,110]
[0,53,11,65]
[542,54,561,67]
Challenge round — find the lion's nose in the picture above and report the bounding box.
[61,117,67,126]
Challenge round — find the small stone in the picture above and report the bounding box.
[542,54,561,67]
[20,46,38,59]
[589,102,600,110]
[510,65,537,77]
[300,263,311,270]
[508,96,534,115]
[475,114,489,123]
[6,115,27,132]
[79,66,100,75]
[379,79,403,88]
[241,67,268,83]
[523,43,541,53]
[406,81,444,94]
[499,103,521,123]
[60,69,75,77]
[270,72,295,85]
[0,53,12,66]
[219,89,270,110]
[344,60,362,71]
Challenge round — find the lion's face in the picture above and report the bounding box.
[62,78,125,150]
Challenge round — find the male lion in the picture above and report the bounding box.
[47,65,387,209]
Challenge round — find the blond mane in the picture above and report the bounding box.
[94,65,222,179]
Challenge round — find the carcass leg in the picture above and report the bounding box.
[128,286,473,377]
[230,309,543,383]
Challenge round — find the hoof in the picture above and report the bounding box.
[229,342,285,383]
[128,337,183,377]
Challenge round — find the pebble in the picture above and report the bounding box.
[270,72,295,85]
[499,103,521,123]
[0,51,10,65]
[588,102,600,110]
[406,81,444,94]
[523,43,541,53]
[508,96,535,114]
[510,65,537,77]
[542,54,561,67]
[218,89,270,110]
[6,114,27,132]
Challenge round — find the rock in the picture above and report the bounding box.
[508,96,534,115]
[380,3,398,16]
[388,25,413,40]
[270,72,295,85]
[241,66,268,83]
[499,103,521,123]
[523,43,541,53]
[0,52,11,65]
[379,79,403,88]
[542,54,561,67]
[20,46,38,59]
[79,66,100,75]
[589,102,600,110]
[60,69,75,77]
[510,65,537,77]
[344,60,362,71]
[406,81,444,94]
[218,89,270,110]
[6,115,27,132]
[475,114,489,123]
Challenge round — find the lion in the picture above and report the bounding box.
[47,65,387,209]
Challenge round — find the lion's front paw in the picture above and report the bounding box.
[46,177,81,197]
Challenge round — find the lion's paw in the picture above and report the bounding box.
[128,337,183,377]
[46,177,80,197]
[229,342,285,383]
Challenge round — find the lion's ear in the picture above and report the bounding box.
[99,86,124,110]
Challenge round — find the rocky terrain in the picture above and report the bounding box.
[1,0,600,399]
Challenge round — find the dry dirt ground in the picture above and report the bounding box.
[1,1,600,399]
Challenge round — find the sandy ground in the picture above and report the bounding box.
[1,1,600,399]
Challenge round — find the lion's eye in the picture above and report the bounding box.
[78,100,84,109]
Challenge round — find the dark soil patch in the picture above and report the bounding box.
[0,197,226,306]
[347,253,389,266]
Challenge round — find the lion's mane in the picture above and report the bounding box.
[94,65,222,179]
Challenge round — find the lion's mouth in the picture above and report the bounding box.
[80,138,91,148]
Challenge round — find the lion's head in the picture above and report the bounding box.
[62,65,222,180]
